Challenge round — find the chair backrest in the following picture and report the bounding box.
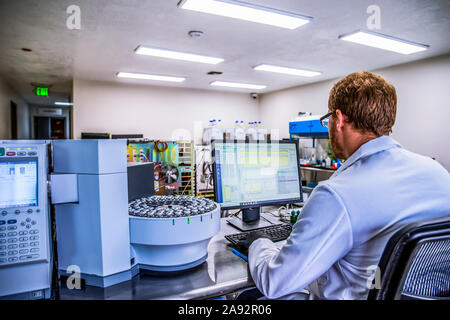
[368,217,450,300]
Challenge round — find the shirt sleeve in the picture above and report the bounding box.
[248,184,354,299]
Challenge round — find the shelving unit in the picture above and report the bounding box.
[176,142,194,196]
[194,145,214,199]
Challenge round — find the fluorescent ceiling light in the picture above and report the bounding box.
[210,81,266,90]
[135,46,224,64]
[179,0,312,30]
[117,72,186,83]
[254,64,321,77]
[54,102,73,106]
[339,30,428,55]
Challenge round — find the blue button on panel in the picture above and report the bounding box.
[0,221,5,225]
[7,220,17,224]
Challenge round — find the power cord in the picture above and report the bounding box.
[228,209,242,218]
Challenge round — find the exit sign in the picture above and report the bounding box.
[36,87,48,96]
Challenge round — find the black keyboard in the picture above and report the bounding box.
[225,224,292,247]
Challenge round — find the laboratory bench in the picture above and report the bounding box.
[58,211,287,300]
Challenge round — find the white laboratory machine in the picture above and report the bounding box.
[0,141,53,299]
[51,139,221,287]
[51,139,133,287]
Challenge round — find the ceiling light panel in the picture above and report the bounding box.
[135,46,224,64]
[117,72,186,83]
[210,81,266,90]
[339,30,429,55]
[179,0,312,30]
[254,64,321,77]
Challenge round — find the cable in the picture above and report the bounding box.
[154,140,168,153]
[196,148,214,194]
[277,206,291,223]
[228,209,242,218]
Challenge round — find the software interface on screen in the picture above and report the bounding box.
[0,160,38,208]
[214,142,301,208]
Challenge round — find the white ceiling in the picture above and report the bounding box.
[0,0,449,105]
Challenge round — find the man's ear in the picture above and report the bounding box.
[334,109,346,132]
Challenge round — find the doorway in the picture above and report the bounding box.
[34,116,67,139]
[10,101,17,139]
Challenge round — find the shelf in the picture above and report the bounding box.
[300,165,336,172]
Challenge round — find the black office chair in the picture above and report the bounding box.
[368,218,450,300]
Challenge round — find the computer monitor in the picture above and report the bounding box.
[81,132,110,139]
[111,134,144,139]
[212,140,303,231]
[127,162,155,201]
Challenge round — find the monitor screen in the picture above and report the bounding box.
[213,141,302,209]
[127,162,155,201]
[0,159,38,208]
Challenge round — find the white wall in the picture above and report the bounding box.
[73,55,450,169]
[259,54,450,170]
[0,76,30,140]
[73,79,259,142]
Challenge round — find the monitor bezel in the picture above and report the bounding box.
[211,139,303,210]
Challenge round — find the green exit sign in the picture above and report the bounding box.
[36,87,48,96]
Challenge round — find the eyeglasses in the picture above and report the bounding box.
[320,112,334,129]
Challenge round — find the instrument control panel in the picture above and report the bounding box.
[0,144,49,267]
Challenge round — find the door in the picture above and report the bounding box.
[10,101,17,139]
[34,116,51,139]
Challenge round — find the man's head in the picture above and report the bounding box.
[327,71,397,160]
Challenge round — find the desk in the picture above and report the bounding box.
[59,211,285,300]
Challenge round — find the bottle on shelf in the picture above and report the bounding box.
[235,120,246,140]
[246,122,251,140]
[250,122,258,140]
[325,157,331,168]
[257,121,267,140]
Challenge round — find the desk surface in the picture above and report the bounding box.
[59,211,286,300]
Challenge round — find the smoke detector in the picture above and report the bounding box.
[188,30,204,38]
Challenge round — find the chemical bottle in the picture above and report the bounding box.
[235,120,246,140]
[257,121,267,140]
[325,157,331,168]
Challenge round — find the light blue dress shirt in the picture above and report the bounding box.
[248,135,450,299]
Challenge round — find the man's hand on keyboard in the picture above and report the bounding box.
[237,230,270,251]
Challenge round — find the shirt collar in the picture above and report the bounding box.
[333,135,402,175]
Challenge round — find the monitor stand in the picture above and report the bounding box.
[226,207,276,232]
